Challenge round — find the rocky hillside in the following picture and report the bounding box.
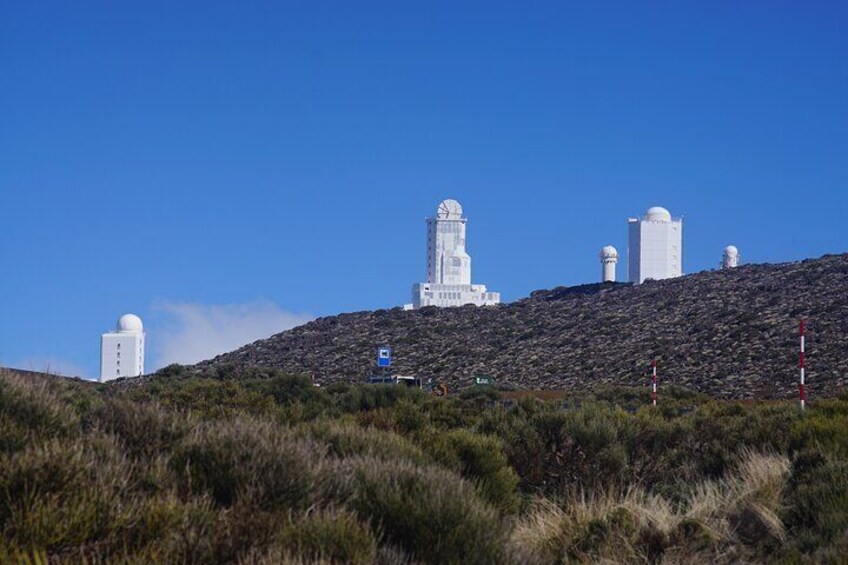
[199,254,848,399]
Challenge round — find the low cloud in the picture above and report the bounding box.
[149,301,313,369]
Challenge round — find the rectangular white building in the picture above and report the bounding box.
[628,206,683,284]
[100,314,145,382]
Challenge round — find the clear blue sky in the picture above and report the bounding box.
[1,1,846,379]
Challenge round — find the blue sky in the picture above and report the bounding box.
[1,2,846,379]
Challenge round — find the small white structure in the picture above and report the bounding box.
[722,245,740,269]
[600,246,619,282]
[412,199,500,308]
[100,314,145,382]
[627,206,683,284]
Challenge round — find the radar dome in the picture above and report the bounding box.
[645,206,672,222]
[117,314,143,333]
[600,245,619,259]
[724,245,739,256]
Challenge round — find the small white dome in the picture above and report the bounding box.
[724,245,739,256]
[600,245,619,259]
[645,206,672,222]
[117,313,143,333]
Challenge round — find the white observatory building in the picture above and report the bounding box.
[100,314,145,382]
[722,245,740,269]
[600,246,619,282]
[627,206,683,284]
[411,199,500,308]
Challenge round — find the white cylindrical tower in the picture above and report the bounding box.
[722,245,739,269]
[599,245,619,282]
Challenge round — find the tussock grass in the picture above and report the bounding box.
[512,450,791,563]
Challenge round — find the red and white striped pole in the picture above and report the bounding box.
[651,360,658,406]
[799,319,806,410]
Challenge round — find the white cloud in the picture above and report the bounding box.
[149,300,313,369]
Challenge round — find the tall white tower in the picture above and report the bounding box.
[412,199,500,308]
[722,245,740,269]
[100,314,145,382]
[627,206,683,284]
[600,246,619,282]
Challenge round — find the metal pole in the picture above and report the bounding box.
[651,360,658,406]
[799,319,806,410]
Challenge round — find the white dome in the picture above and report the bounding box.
[724,245,739,256]
[600,245,619,259]
[117,313,143,333]
[645,206,672,222]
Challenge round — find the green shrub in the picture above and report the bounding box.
[171,418,321,510]
[298,420,425,463]
[335,384,425,413]
[279,508,378,564]
[0,437,130,551]
[322,456,507,564]
[782,449,848,554]
[117,493,219,562]
[91,398,191,459]
[0,374,81,454]
[418,428,520,513]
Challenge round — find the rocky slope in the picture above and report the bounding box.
[199,254,848,398]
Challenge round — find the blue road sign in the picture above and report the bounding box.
[377,347,392,367]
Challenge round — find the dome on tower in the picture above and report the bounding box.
[724,245,739,256]
[436,199,463,220]
[645,206,672,222]
[600,245,619,259]
[117,314,143,333]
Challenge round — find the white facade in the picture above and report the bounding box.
[100,314,145,382]
[722,245,740,269]
[412,199,500,308]
[600,245,619,282]
[627,206,683,284]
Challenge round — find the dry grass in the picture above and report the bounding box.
[511,450,791,564]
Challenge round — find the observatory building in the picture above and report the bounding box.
[722,245,740,269]
[627,206,683,284]
[411,199,500,308]
[600,246,619,282]
[100,314,145,382]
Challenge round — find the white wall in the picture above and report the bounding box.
[426,217,472,285]
[412,283,500,308]
[100,332,144,382]
[628,216,683,283]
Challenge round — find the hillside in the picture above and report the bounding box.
[200,254,848,399]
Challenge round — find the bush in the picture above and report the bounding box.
[418,428,520,513]
[298,420,425,463]
[782,448,848,555]
[278,508,378,564]
[91,398,191,459]
[171,418,321,511]
[0,374,81,454]
[322,456,507,564]
[0,436,130,552]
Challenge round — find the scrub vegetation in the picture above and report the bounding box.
[2,367,848,563]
